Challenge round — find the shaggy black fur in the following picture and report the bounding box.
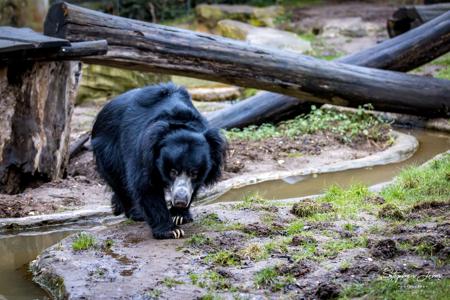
[91,83,226,239]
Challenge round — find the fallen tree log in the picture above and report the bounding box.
[69,131,91,160]
[208,10,450,129]
[387,3,450,37]
[45,3,450,117]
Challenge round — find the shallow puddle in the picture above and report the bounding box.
[215,129,450,202]
[0,231,73,299]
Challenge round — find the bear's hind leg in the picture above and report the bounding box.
[111,192,144,221]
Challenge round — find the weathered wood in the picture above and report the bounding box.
[387,3,450,37]
[45,3,450,117]
[0,26,69,53]
[209,10,450,129]
[1,40,108,63]
[0,61,81,194]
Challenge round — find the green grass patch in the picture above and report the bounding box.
[316,183,377,220]
[286,220,305,235]
[264,238,290,254]
[72,232,96,251]
[381,154,450,206]
[198,213,243,232]
[205,250,241,267]
[226,105,391,144]
[161,277,184,288]
[234,192,269,209]
[431,53,450,80]
[189,271,235,292]
[254,266,295,292]
[342,223,356,232]
[292,242,318,261]
[340,276,450,300]
[186,233,211,248]
[321,236,368,258]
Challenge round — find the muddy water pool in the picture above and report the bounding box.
[0,230,73,299]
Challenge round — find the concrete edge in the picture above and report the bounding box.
[0,206,116,233]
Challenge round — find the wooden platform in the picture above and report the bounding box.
[0,26,69,53]
[0,26,107,62]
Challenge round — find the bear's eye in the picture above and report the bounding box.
[169,169,178,179]
[190,170,198,179]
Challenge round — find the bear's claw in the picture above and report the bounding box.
[172,228,184,239]
[172,216,184,225]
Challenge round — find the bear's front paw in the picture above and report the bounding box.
[153,228,185,239]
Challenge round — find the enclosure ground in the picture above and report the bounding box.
[31,153,450,299]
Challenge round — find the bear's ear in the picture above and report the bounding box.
[204,127,227,186]
[138,120,170,168]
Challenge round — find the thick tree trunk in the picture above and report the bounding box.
[45,3,450,118]
[0,61,81,194]
[208,10,450,129]
[387,3,450,37]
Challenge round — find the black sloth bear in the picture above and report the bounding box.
[91,83,227,239]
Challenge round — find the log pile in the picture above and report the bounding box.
[208,10,450,128]
[45,3,450,118]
